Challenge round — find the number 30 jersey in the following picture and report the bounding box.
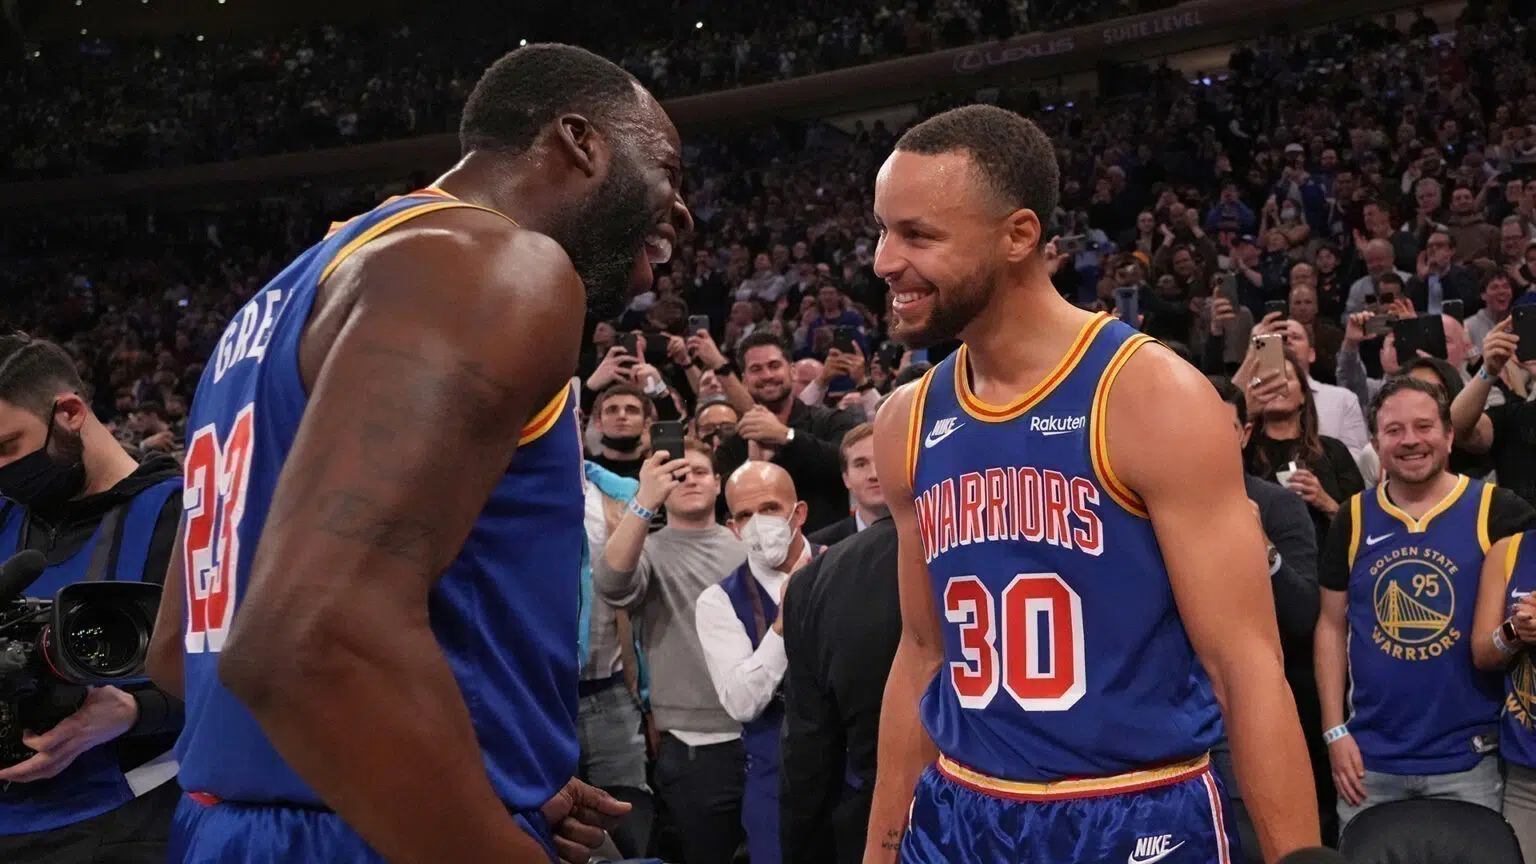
[174,190,584,812]
[907,313,1221,783]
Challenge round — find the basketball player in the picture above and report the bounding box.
[863,105,1319,863]
[143,44,691,863]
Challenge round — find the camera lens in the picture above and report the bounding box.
[60,605,146,678]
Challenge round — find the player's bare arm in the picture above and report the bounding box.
[216,208,584,864]
[1110,345,1320,863]
[863,381,942,864]
[146,517,187,700]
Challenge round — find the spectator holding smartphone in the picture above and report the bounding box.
[1451,315,1536,507]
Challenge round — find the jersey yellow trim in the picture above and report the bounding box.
[1507,532,1526,587]
[935,752,1210,802]
[1347,493,1363,570]
[1376,474,1469,534]
[1089,334,1154,518]
[519,385,572,446]
[954,313,1111,423]
[318,198,517,284]
[1478,482,1495,554]
[905,367,937,489]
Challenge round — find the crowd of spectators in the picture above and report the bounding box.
[8,1,1536,860]
[0,0,1156,178]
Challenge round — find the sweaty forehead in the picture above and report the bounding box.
[627,84,681,157]
[876,150,995,222]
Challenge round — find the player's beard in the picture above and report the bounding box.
[892,259,999,349]
[550,151,654,321]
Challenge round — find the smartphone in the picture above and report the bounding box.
[1514,305,1536,363]
[1218,273,1240,308]
[1252,333,1286,381]
[833,326,859,354]
[1392,314,1448,360]
[650,420,687,463]
[1264,300,1289,321]
[1114,286,1140,330]
[688,314,711,337]
[1441,299,1464,321]
[619,332,640,357]
[1057,233,1088,256]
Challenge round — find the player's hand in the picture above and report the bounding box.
[586,346,637,391]
[738,405,791,447]
[540,776,631,864]
[635,451,690,512]
[1483,316,1519,377]
[1328,735,1368,807]
[688,329,728,372]
[0,686,137,783]
[1285,468,1338,516]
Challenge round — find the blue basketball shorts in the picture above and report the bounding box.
[169,792,557,863]
[902,752,1239,863]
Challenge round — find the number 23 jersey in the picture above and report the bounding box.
[907,313,1221,783]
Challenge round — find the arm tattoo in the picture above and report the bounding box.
[314,490,436,563]
[881,828,902,850]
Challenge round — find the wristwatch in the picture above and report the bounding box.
[1503,618,1521,646]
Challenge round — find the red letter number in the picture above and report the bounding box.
[943,573,1085,712]
[183,406,256,654]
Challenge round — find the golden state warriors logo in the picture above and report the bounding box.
[1370,546,1461,660]
[1509,655,1536,731]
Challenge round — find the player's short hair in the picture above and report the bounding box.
[460,43,641,157]
[593,382,656,421]
[839,422,875,473]
[896,105,1059,224]
[737,330,791,370]
[0,332,86,420]
[1368,375,1452,434]
[1208,375,1247,426]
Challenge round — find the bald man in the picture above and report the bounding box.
[695,461,827,864]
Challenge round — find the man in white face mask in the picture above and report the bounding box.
[695,460,824,864]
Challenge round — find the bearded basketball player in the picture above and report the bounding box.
[145,44,691,863]
[863,105,1319,863]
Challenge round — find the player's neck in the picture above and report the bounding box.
[958,281,1094,396]
[1386,469,1459,514]
[431,153,551,234]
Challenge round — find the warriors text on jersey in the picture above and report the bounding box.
[174,189,584,813]
[906,312,1222,783]
[1501,531,1536,769]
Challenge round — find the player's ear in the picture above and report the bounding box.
[554,113,604,179]
[1002,208,1042,265]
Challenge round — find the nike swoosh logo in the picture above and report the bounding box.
[1365,533,1395,546]
[1515,590,1532,600]
[925,424,965,448]
[1128,841,1186,864]
[1040,428,1077,437]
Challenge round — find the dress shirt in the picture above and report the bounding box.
[695,540,813,723]
[1309,378,1370,453]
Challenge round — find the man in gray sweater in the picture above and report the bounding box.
[596,438,748,864]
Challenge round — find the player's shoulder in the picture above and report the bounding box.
[1111,339,1223,421]
[872,373,932,495]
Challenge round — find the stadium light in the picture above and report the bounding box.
[519,38,528,46]
[80,28,87,35]
[74,0,82,6]
[695,21,703,29]
[197,34,205,41]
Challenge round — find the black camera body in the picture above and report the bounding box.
[0,553,162,768]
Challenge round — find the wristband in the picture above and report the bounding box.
[1495,627,1515,655]
[627,500,655,523]
[1478,365,1497,382]
[1323,725,1350,744]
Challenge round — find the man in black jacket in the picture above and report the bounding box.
[1406,228,1482,317]
[780,515,899,864]
[1212,375,1333,854]
[0,333,183,864]
[808,423,886,547]
[715,332,860,533]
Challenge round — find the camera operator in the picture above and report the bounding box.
[0,334,183,864]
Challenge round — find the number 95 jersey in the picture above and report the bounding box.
[907,313,1221,782]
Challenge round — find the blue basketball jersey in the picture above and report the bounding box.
[1343,477,1502,774]
[174,190,584,814]
[908,312,1222,782]
[1500,531,1536,769]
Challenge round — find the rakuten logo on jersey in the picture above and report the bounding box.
[1029,415,1087,436]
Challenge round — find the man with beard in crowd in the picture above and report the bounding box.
[715,331,861,533]
[147,43,691,863]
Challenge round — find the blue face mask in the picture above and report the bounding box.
[0,409,86,509]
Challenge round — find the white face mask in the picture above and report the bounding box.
[739,513,795,569]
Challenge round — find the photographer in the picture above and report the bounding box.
[0,334,182,864]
